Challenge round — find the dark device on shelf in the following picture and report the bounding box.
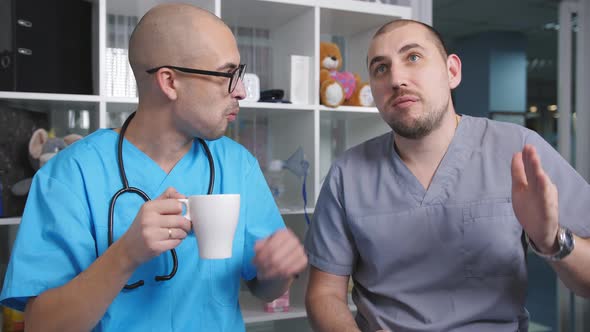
[0,0,93,94]
[259,89,292,103]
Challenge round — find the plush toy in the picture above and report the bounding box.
[319,41,374,108]
[11,128,83,196]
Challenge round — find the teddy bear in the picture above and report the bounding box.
[10,128,83,196]
[319,41,374,108]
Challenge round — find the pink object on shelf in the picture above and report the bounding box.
[264,290,290,313]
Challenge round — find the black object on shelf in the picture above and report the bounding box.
[0,0,93,94]
[259,89,291,103]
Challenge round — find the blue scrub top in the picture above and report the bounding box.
[0,129,285,331]
[305,115,590,332]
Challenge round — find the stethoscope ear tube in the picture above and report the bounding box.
[199,137,215,196]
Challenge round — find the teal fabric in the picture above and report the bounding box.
[0,129,284,331]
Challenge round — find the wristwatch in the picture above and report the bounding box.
[526,226,575,261]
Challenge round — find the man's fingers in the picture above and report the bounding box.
[260,251,307,280]
[156,187,186,200]
[253,229,291,264]
[530,149,552,192]
[511,152,527,191]
[159,215,192,233]
[149,199,185,215]
[253,240,269,268]
[254,237,268,253]
[254,234,299,271]
[268,246,308,278]
[157,187,178,200]
[253,229,307,279]
[522,145,537,189]
[534,167,553,194]
[523,144,548,191]
[163,226,189,240]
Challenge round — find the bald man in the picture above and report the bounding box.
[0,4,307,332]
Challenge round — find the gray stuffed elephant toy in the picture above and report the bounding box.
[11,128,83,196]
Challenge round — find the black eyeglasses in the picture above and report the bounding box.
[146,64,246,94]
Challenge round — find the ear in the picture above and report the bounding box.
[29,128,48,159]
[154,68,178,100]
[447,54,462,90]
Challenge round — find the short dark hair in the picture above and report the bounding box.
[372,19,449,59]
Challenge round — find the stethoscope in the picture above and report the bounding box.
[108,111,215,290]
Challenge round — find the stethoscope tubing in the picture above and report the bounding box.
[108,111,214,290]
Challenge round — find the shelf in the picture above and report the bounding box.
[253,0,316,6]
[319,0,411,18]
[243,303,307,324]
[239,101,315,111]
[240,291,356,324]
[104,101,315,113]
[279,207,314,215]
[106,102,137,118]
[105,96,138,104]
[319,105,378,113]
[0,92,100,113]
[0,218,21,226]
[107,0,215,18]
[0,92,100,102]
[320,2,410,37]
[319,105,382,120]
[243,304,308,324]
[237,104,315,121]
[222,0,313,30]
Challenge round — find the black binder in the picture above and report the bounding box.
[0,0,93,94]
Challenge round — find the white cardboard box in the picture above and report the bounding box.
[289,55,311,104]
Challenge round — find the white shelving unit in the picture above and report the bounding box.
[0,218,20,226]
[0,0,413,330]
[241,292,310,324]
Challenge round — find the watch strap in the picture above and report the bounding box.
[526,226,575,261]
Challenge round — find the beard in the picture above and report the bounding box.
[387,100,449,139]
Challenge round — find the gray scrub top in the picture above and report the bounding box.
[305,115,590,332]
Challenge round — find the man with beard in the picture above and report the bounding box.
[0,4,307,332]
[305,19,590,332]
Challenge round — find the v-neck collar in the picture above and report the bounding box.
[388,115,475,206]
[109,130,197,198]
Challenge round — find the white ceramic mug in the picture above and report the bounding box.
[178,194,240,259]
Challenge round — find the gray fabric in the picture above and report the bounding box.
[305,115,590,332]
